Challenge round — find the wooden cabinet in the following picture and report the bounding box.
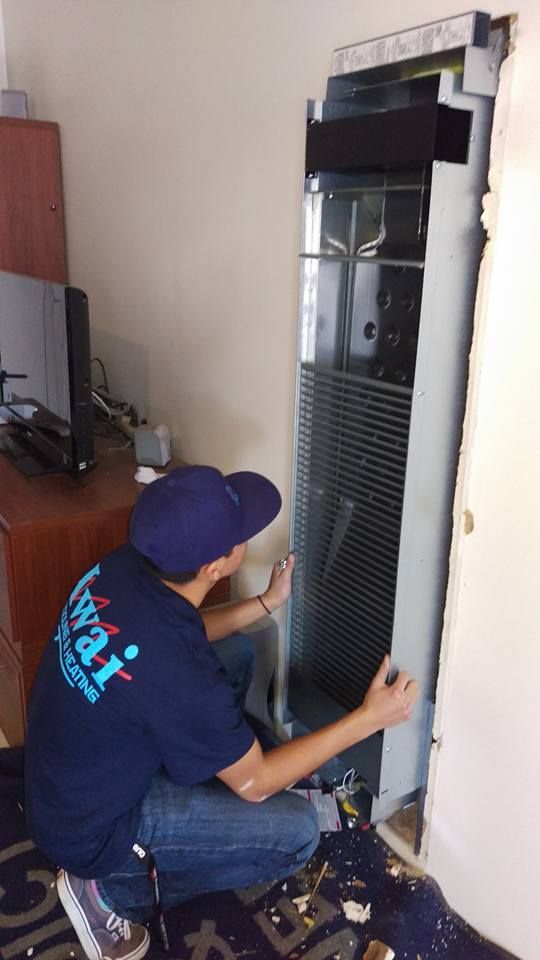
[0,117,66,283]
[0,441,229,744]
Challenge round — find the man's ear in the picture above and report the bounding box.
[200,556,225,583]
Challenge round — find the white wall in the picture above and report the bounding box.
[2,3,539,959]
[0,1,7,89]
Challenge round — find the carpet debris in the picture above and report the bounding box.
[363,941,395,960]
[385,855,424,880]
[292,893,310,915]
[341,899,371,924]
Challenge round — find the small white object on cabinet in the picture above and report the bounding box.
[134,424,171,467]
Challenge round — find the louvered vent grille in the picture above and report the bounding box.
[290,364,412,711]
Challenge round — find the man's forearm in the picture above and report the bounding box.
[201,596,269,642]
[256,710,376,798]
[219,707,378,801]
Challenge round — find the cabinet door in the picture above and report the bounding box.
[0,627,25,745]
[0,118,66,283]
[0,529,18,656]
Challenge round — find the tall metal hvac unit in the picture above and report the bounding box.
[281,15,504,835]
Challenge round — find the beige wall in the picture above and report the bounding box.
[0,7,6,88]
[2,3,539,959]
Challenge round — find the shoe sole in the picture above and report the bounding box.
[57,870,150,960]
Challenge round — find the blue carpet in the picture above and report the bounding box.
[0,748,518,960]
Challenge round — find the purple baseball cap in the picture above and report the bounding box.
[129,464,282,571]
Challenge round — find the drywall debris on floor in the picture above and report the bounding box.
[385,855,424,880]
[292,893,310,915]
[341,899,371,924]
[363,940,396,960]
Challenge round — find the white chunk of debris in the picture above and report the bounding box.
[363,940,395,960]
[282,883,287,892]
[26,950,33,957]
[341,899,371,924]
[272,915,281,925]
[389,863,402,878]
[292,893,310,915]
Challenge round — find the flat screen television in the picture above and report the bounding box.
[0,270,95,476]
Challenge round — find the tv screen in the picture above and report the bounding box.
[0,270,95,475]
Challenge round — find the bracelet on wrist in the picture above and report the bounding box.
[257,594,272,616]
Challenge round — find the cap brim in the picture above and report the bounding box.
[225,471,282,543]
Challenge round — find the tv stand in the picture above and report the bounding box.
[0,430,65,476]
[0,399,76,476]
[0,437,230,744]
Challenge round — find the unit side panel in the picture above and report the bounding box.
[378,91,494,804]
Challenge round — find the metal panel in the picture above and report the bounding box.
[331,12,490,77]
[306,104,472,173]
[280,43,498,823]
[377,78,495,807]
[290,366,411,710]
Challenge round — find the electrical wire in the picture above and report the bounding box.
[92,390,113,420]
[338,768,357,796]
[91,357,109,391]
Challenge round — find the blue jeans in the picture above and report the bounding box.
[97,633,320,921]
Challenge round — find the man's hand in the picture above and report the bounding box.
[260,552,295,613]
[359,654,420,733]
[219,653,420,802]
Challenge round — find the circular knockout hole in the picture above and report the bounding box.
[408,334,418,350]
[364,322,377,341]
[395,367,407,383]
[376,288,391,309]
[373,362,385,378]
[384,325,400,346]
[400,291,415,312]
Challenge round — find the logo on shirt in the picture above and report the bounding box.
[53,563,139,704]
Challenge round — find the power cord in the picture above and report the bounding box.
[91,356,138,445]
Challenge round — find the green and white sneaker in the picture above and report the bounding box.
[57,870,150,960]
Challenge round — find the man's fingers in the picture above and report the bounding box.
[371,654,390,688]
[393,670,412,693]
[404,680,420,705]
[402,682,420,716]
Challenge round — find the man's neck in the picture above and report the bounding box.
[160,577,212,610]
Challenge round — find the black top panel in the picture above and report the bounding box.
[306,103,472,173]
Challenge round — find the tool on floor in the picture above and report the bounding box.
[303,859,329,926]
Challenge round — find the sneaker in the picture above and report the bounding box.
[57,869,150,960]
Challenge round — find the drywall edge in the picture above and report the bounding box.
[419,24,516,864]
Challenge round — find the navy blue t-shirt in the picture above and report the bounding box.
[24,544,255,878]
